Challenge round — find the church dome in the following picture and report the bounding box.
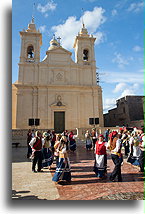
[48,35,59,50]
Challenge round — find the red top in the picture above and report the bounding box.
[95,141,106,155]
[33,137,42,150]
[69,133,74,141]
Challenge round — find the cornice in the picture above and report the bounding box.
[13,83,100,90]
[20,31,42,37]
[18,61,96,69]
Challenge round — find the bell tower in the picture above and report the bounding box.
[73,24,97,86]
[19,18,42,63]
[73,24,96,66]
[18,18,42,83]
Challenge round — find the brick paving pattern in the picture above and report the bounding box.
[94,192,144,200]
[12,141,144,200]
[52,141,144,200]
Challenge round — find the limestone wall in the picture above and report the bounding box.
[12,127,119,147]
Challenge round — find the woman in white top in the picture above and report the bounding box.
[85,130,92,150]
[52,136,71,184]
[41,132,53,169]
[93,134,107,179]
[127,132,141,166]
[108,131,122,182]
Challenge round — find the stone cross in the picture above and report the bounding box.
[57,36,61,45]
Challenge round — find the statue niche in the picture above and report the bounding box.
[56,95,62,106]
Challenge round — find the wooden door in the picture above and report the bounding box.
[54,111,65,133]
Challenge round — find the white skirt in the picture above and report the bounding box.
[95,154,105,168]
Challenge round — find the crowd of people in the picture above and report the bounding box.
[26,127,144,184]
[84,128,145,182]
[27,129,76,184]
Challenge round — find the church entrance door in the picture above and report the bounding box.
[54,111,65,133]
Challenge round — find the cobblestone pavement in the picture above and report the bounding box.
[12,141,144,200]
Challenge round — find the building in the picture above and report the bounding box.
[104,95,144,127]
[12,18,104,132]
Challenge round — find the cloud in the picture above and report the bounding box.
[112,52,130,68]
[51,7,106,50]
[133,45,142,52]
[127,1,144,13]
[117,83,139,97]
[39,25,47,33]
[115,0,128,9]
[51,16,80,49]
[44,13,49,18]
[103,98,116,112]
[113,83,127,93]
[37,0,57,14]
[104,83,140,113]
[113,82,139,96]
[111,9,118,16]
[103,71,143,84]
[120,88,135,97]
[138,69,144,73]
[94,32,105,45]
[82,7,106,33]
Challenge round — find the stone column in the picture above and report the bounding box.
[98,86,104,127]
[32,88,38,119]
[16,90,23,128]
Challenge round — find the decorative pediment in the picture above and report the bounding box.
[41,46,73,65]
[46,46,72,55]
[50,95,67,109]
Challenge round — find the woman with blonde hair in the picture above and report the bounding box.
[42,132,53,169]
[127,132,141,166]
[54,134,62,167]
[85,130,92,150]
[52,136,71,184]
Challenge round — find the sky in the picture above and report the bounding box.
[12,0,144,113]
[0,1,144,213]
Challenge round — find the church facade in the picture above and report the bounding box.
[12,19,104,132]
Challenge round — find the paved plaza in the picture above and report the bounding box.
[12,141,144,200]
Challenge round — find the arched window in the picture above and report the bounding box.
[27,45,34,58]
[83,49,89,61]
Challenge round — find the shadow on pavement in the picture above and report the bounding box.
[12,189,47,200]
[12,147,31,163]
[66,172,144,185]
